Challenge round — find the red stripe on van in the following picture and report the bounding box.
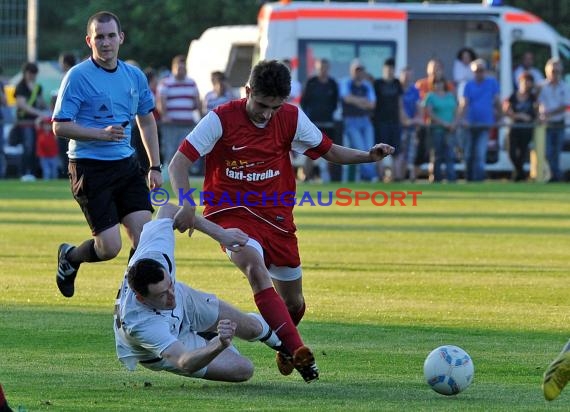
[504,12,540,24]
[264,8,407,21]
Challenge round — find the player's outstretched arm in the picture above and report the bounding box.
[194,216,249,252]
[322,143,394,164]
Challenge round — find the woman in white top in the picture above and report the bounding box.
[453,47,477,98]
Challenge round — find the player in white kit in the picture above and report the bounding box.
[114,202,282,381]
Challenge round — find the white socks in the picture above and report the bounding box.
[248,312,283,350]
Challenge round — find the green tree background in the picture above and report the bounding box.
[38,0,261,70]
[36,0,570,70]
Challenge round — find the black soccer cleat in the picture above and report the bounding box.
[56,243,79,298]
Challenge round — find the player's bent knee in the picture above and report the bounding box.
[234,360,254,382]
[96,243,122,260]
[205,356,254,382]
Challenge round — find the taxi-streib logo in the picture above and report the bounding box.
[225,167,281,182]
[149,188,422,207]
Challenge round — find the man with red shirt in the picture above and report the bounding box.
[168,60,394,383]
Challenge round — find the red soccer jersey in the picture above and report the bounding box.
[178,98,333,233]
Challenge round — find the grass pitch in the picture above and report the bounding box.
[0,179,569,411]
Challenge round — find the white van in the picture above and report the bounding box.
[186,25,257,99]
[190,1,570,178]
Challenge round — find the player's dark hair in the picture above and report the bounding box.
[87,11,122,35]
[248,60,291,99]
[127,258,166,296]
[21,62,38,74]
[59,53,77,69]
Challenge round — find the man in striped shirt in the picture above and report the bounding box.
[156,55,201,165]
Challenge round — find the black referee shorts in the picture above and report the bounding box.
[68,155,153,235]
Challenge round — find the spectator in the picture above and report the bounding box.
[538,58,570,182]
[35,117,59,180]
[453,47,477,99]
[458,58,501,182]
[340,58,377,181]
[373,57,406,182]
[0,67,6,179]
[514,51,545,92]
[300,58,340,182]
[14,62,49,182]
[156,55,201,166]
[52,52,77,179]
[282,59,302,106]
[51,52,77,110]
[423,78,458,183]
[144,67,159,110]
[399,66,422,181]
[503,72,537,182]
[415,59,455,174]
[203,71,236,113]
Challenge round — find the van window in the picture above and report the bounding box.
[298,40,395,84]
[226,45,255,89]
[511,41,550,87]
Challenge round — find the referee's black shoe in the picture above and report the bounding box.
[57,243,80,298]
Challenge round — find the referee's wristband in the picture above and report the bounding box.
[149,165,162,172]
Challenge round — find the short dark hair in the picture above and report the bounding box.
[87,11,122,35]
[22,62,38,74]
[211,71,226,82]
[384,57,395,67]
[127,258,166,297]
[248,60,291,99]
[59,53,77,69]
[171,55,186,69]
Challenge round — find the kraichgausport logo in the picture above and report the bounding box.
[149,188,422,207]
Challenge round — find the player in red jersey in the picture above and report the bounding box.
[168,60,394,383]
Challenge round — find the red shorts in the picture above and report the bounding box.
[206,207,300,268]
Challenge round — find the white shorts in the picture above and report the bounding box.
[226,237,302,281]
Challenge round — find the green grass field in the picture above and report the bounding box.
[1,179,569,411]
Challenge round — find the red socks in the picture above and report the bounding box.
[254,287,303,354]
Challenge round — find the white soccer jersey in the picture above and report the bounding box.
[113,218,218,371]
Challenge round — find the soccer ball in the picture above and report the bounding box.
[423,345,474,396]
